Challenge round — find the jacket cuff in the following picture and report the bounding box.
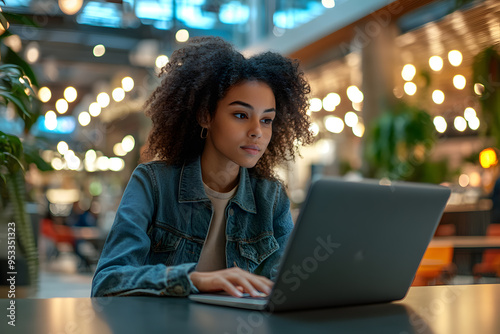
[162,262,198,296]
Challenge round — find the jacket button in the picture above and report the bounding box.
[174,285,184,294]
[229,208,234,216]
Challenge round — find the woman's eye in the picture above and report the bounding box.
[234,113,247,119]
[262,118,274,124]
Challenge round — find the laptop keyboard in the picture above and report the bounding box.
[240,293,268,300]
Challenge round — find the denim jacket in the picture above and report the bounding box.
[91,157,293,297]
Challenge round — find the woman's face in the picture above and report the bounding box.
[201,80,276,170]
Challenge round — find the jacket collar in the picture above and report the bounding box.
[178,157,257,214]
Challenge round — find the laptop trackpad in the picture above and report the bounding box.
[189,293,268,310]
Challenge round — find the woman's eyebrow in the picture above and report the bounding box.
[228,100,276,113]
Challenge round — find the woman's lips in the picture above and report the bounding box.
[241,145,260,155]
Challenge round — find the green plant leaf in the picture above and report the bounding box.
[3,151,24,172]
[4,46,39,87]
[1,12,39,28]
[0,90,31,118]
[23,142,52,172]
[0,13,9,33]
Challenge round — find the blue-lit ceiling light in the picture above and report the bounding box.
[219,1,249,25]
[77,1,122,28]
[37,116,76,135]
[176,4,216,29]
[3,0,30,7]
[273,1,325,29]
[135,0,173,24]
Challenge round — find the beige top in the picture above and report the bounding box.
[196,182,238,272]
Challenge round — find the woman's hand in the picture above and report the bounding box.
[189,267,273,297]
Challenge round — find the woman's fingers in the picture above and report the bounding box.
[190,267,274,297]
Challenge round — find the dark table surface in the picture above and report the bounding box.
[2,284,500,334]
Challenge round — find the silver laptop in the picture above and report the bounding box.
[189,177,451,312]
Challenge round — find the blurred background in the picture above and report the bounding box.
[0,0,500,298]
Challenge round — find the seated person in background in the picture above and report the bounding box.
[91,36,313,298]
[490,175,500,224]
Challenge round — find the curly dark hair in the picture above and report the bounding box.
[142,36,313,179]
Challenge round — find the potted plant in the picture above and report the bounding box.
[472,45,500,148]
[363,100,455,183]
[0,5,51,296]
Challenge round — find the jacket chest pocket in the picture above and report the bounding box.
[237,234,279,272]
[148,225,183,266]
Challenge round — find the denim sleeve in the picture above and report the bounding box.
[91,164,198,297]
[260,184,294,281]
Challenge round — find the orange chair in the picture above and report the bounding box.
[434,224,456,237]
[473,224,500,282]
[412,246,455,286]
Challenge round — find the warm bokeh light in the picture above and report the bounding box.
[45,110,57,130]
[448,50,463,67]
[51,157,63,170]
[429,55,443,71]
[109,157,125,172]
[176,29,189,42]
[78,111,91,126]
[25,42,40,63]
[64,149,75,158]
[479,148,498,169]
[57,141,69,155]
[464,107,476,121]
[64,86,77,102]
[38,86,52,103]
[89,102,101,117]
[322,93,341,111]
[97,92,110,108]
[344,111,358,127]
[55,98,69,114]
[352,122,365,137]
[404,82,417,96]
[458,174,470,188]
[309,98,322,112]
[112,87,125,102]
[433,116,447,133]
[85,149,97,163]
[122,77,134,92]
[393,87,404,99]
[97,156,110,171]
[67,155,81,170]
[453,75,466,90]
[329,93,341,106]
[309,123,320,136]
[474,83,485,96]
[121,135,135,152]
[352,102,363,111]
[469,171,481,187]
[346,85,363,103]
[432,90,445,104]
[454,116,467,132]
[84,159,97,172]
[58,0,83,15]
[155,55,169,68]
[468,117,480,130]
[401,64,416,81]
[113,143,127,156]
[3,35,22,52]
[322,0,335,8]
[93,44,105,57]
[324,116,344,134]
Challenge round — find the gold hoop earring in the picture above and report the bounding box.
[200,127,208,139]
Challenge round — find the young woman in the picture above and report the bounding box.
[91,36,313,298]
